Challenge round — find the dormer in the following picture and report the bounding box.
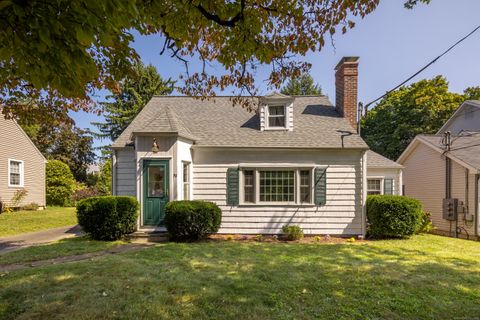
[259,92,295,131]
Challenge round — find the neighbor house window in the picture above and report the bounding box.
[299,170,311,203]
[243,170,255,203]
[268,105,286,128]
[8,159,24,187]
[259,170,295,202]
[367,179,381,195]
[183,162,190,200]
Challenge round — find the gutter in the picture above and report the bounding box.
[475,174,479,238]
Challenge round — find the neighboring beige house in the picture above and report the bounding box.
[398,100,480,240]
[0,115,46,208]
[112,57,402,236]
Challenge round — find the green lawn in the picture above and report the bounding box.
[1,234,479,319]
[0,207,77,237]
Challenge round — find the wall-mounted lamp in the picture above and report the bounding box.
[152,138,159,153]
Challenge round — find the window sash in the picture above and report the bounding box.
[367,179,381,195]
[243,170,255,203]
[268,105,286,128]
[259,170,295,202]
[183,162,190,200]
[299,170,311,203]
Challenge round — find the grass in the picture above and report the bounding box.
[0,237,127,265]
[0,234,479,319]
[0,207,77,237]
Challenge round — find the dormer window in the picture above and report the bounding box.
[268,105,286,128]
[259,92,294,132]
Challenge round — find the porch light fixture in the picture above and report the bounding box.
[152,138,159,153]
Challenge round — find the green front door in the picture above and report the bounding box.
[143,159,169,226]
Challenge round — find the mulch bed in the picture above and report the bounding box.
[208,234,366,244]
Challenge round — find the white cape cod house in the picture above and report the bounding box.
[112,57,402,236]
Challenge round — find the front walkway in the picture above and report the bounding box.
[0,225,83,254]
[0,243,153,272]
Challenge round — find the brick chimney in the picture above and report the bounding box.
[335,57,359,131]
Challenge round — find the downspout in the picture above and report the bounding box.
[475,174,479,238]
[361,150,368,237]
[112,150,117,196]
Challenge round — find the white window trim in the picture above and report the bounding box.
[239,167,315,206]
[265,104,288,130]
[8,159,24,188]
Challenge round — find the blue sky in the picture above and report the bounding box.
[74,0,480,153]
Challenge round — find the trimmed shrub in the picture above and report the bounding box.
[46,160,76,206]
[76,196,139,241]
[282,225,304,241]
[71,186,104,204]
[165,200,221,241]
[367,195,423,239]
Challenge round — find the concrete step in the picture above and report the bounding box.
[128,231,169,243]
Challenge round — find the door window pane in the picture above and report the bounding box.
[148,166,164,197]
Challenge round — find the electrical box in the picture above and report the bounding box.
[443,198,458,221]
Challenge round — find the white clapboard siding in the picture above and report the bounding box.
[193,163,363,235]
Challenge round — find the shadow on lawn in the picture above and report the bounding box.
[1,241,479,319]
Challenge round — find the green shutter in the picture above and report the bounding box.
[314,167,327,206]
[384,178,393,195]
[226,168,239,206]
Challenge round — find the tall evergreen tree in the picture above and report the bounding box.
[93,62,174,142]
[281,73,322,96]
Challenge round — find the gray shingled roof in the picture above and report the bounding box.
[112,96,368,149]
[418,134,480,170]
[367,150,403,168]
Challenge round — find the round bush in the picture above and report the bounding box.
[76,196,139,240]
[165,200,221,241]
[366,195,423,239]
[282,225,304,241]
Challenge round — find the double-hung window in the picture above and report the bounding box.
[183,162,190,200]
[241,168,313,204]
[8,159,24,187]
[367,179,381,195]
[267,105,286,128]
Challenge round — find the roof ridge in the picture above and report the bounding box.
[150,95,328,98]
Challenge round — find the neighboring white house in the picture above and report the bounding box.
[398,100,480,240]
[112,57,402,236]
[0,115,47,208]
[366,150,403,196]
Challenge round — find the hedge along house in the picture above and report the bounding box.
[112,57,402,236]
